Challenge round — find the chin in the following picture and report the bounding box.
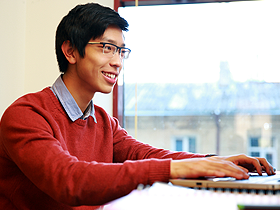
[98,84,115,94]
[101,88,114,94]
[103,90,113,94]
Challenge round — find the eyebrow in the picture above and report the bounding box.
[102,38,126,47]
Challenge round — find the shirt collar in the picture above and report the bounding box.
[51,75,97,123]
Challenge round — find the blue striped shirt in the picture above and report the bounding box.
[50,75,97,123]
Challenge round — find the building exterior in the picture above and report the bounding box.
[124,81,280,169]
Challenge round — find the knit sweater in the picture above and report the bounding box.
[0,87,206,209]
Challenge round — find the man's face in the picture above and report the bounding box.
[73,25,125,95]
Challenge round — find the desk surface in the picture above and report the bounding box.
[104,182,280,210]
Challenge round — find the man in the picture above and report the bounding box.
[0,3,275,210]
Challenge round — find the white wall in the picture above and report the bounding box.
[0,0,114,117]
[0,0,26,116]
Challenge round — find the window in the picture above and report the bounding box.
[173,137,196,153]
[119,0,280,169]
[248,136,277,166]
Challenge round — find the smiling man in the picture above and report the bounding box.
[0,3,275,210]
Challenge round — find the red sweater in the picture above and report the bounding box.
[0,88,206,209]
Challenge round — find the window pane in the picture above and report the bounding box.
[250,137,259,147]
[266,153,273,165]
[189,137,196,153]
[175,139,183,151]
[119,0,280,170]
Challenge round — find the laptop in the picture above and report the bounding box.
[170,171,280,191]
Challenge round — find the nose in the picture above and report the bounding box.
[109,52,123,69]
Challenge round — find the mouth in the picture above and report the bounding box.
[102,71,117,80]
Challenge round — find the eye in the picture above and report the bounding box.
[120,49,126,56]
[103,44,114,53]
[120,49,130,58]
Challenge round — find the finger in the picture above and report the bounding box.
[237,165,249,174]
[226,163,249,179]
[221,154,275,176]
[234,155,263,175]
[257,158,276,175]
[209,160,249,179]
[249,158,263,175]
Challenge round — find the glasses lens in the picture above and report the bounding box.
[103,43,116,54]
[120,49,130,59]
[102,43,130,59]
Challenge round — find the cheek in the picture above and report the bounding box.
[87,52,109,68]
[79,56,107,74]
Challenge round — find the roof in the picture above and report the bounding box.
[124,82,280,116]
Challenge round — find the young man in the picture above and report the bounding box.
[0,3,275,210]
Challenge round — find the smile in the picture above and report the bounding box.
[102,72,116,79]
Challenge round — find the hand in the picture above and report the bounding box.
[214,154,276,176]
[170,154,276,180]
[170,157,250,180]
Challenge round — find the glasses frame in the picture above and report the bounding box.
[88,42,131,59]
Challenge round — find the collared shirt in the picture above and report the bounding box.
[50,75,97,123]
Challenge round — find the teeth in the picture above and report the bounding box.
[103,72,116,79]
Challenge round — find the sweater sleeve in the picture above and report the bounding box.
[110,115,207,162]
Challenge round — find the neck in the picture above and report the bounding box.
[62,73,94,113]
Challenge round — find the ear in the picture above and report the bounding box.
[61,40,77,64]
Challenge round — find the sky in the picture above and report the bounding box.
[118,0,280,84]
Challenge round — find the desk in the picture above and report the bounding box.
[104,182,280,210]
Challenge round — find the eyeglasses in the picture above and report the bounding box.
[88,42,131,59]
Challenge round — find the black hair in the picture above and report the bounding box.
[55,3,129,73]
